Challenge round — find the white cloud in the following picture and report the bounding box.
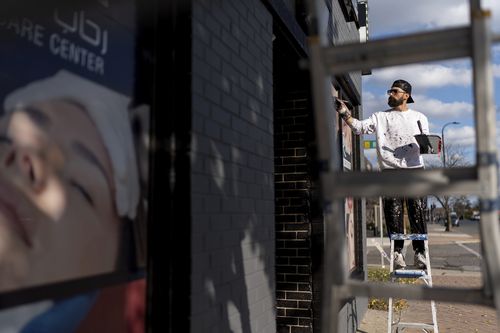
[369,0,500,37]
[361,91,473,120]
[496,120,500,148]
[364,63,472,90]
[369,0,470,37]
[493,45,500,59]
[360,91,385,117]
[412,95,473,120]
[443,125,476,147]
[494,64,500,78]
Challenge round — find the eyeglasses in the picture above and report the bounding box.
[387,89,406,95]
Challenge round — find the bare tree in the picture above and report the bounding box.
[426,143,471,231]
[450,195,472,218]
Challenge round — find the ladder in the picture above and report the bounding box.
[388,234,438,333]
[304,0,500,332]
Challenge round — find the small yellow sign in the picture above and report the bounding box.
[364,140,376,149]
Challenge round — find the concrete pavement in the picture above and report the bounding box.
[357,222,498,332]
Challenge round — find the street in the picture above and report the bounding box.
[367,219,482,272]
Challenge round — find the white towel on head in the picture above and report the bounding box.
[4,70,139,219]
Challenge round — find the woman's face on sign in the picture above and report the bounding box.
[0,99,120,291]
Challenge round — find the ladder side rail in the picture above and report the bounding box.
[305,2,349,333]
[470,1,500,324]
[321,206,346,333]
[387,238,395,333]
[425,240,439,332]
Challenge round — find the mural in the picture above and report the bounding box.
[336,93,356,272]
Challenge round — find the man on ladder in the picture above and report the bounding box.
[336,79,429,269]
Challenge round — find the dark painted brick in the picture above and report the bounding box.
[284,173,308,181]
[276,274,286,282]
[286,274,310,283]
[282,157,308,165]
[277,325,290,333]
[290,326,312,333]
[277,317,299,326]
[275,249,297,257]
[284,223,309,231]
[275,182,297,190]
[299,318,313,326]
[286,292,312,300]
[279,189,308,198]
[297,266,310,274]
[276,257,289,265]
[297,284,312,292]
[276,231,298,240]
[295,231,309,239]
[275,81,318,331]
[286,308,311,318]
[276,282,298,294]
[289,258,310,265]
[277,299,299,308]
[276,265,297,274]
[284,240,309,248]
[298,300,312,308]
[284,206,308,214]
[296,249,311,257]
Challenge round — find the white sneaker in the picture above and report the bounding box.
[414,252,427,269]
[394,251,406,269]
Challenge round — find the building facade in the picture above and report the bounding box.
[188,0,367,332]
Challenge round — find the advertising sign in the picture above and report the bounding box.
[0,1,147,331]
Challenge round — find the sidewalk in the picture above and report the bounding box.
[357,272,498,332]
[358,224,498,332]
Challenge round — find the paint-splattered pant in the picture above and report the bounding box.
[383,196,427,254]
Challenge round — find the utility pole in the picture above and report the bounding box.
[441,121,460,231]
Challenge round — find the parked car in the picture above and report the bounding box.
[451,212,460,227]
[472,213,480,221]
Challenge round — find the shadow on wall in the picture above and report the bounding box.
[190,0,275,331]
[191,126,275,333]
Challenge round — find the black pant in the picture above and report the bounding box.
[383,196,427,254]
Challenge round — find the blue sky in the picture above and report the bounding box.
[361,0,500,168]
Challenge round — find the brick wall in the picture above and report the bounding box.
[274,88,317,333]
[190,0,276,332]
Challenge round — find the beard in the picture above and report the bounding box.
[388,96,404,107]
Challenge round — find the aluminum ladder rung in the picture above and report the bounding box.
[322,167,483,198]
[394,322,435,330]
[337,281,493,306]
[392,270,428,279]
[390,234,428,241]
[322,26,471,74]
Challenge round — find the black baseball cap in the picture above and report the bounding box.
[391,79,414,103]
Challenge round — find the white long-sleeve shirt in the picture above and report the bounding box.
[349,108,429,170]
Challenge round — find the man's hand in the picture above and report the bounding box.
[335,98,352,121]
